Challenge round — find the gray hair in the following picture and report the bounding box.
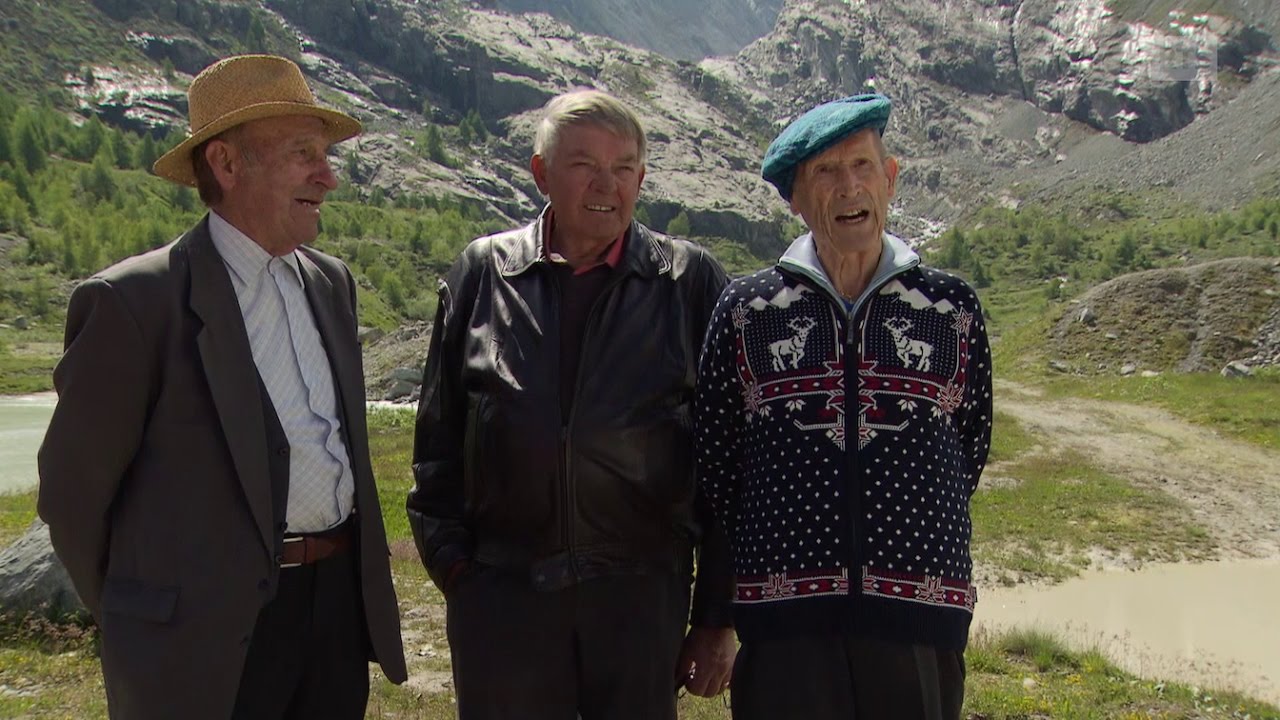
[533,89,646,165]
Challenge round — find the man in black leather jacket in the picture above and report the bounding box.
[407,89,736,720]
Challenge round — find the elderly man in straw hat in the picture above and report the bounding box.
[38,54,407,719]
[695,94,992,719]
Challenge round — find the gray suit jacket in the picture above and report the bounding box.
[37,216,407,719]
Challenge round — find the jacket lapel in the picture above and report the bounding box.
[295,253,364,453]
[185,218,274,556]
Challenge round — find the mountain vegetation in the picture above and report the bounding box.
[1,0,1278,394]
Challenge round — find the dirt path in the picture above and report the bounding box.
[992,379,1280,563]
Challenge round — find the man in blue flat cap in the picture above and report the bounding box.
[694,93,992,719]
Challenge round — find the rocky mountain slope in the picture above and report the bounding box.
[480,0,783,60]
[5,0,1277,254]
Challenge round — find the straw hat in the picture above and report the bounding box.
[153,54,361,187]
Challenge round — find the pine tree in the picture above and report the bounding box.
[666,210,691,237]
[78,116,107,162]
[0,124,12,166]
[13,112,47,174]
[84,151,118,202]
[10,165,36,215]
[247,14,268,52]
[424,124,449,165]
[110,132,132,169]
[135,133,160,170]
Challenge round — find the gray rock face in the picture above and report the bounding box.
[125,30,217,75]
[484,0,783,61]
[0,521,88,621]
[67,65,186,137]
[1012,0,1202,142]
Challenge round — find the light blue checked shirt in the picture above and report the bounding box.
[209,211,355,533]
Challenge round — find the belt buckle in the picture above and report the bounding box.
[280,536,304,568]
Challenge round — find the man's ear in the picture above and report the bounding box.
[530,154,549,195]
[884,155,900,199]
[205,139,238,193]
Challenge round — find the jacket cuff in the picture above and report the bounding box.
[690,596,736,629]
[427,543,472,592]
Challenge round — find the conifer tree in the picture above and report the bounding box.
[0,126,12,167]
[13,111,47,174]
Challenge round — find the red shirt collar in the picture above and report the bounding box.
[542,209,627,275]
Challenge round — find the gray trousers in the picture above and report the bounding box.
[446,566,691,720]
[729,633,965,720]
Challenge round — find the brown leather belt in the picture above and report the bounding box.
[280,522,354,568]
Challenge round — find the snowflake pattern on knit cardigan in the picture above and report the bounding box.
[695,263,993,649]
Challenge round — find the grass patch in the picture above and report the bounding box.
[965,627,1280,720]
[0,614,104,720]
[368,405,418,544]
[988,409,1039,464]
[971,450,1213,583]
[0,353,56,395]
[0,489,38,548]
[1038,369,1280,451]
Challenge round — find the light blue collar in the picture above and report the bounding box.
[778,231,919,318]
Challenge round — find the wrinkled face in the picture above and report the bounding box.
[211,115,339,256]
[789,128,899,258]
[531,122,645,250]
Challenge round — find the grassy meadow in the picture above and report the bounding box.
[3,402,1280,718]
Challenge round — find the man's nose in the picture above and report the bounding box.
[590,166,617,191]
[315,157,339,191]
[833,166,859,197]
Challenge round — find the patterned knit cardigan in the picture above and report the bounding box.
[695,262,993,650]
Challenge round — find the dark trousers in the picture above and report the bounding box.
[446,567,690,720]
[231,549,370,720]
[730,634,965,720]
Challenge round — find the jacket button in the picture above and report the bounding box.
[274,554,284,564]
[277,446,290,456]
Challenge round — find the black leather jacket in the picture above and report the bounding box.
[408,211,734,626]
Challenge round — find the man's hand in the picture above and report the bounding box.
[674,626,737,697]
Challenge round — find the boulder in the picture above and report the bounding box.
[13,315,28,330]
[383,379,418,401]
[389,367,422,384]
[358,326,385,344]
[0,520,88,621]
[1048,359,1071,373]
[1221,361,1254,378]
[1120,363,1137,376]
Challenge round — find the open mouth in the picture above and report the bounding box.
[296,199,322,210]
[835,209,870,223]
[585,204,615,213]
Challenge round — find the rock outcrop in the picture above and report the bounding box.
[483,0,783,61]
[0,521,88,621]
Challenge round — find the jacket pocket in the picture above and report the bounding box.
[101,577,180,624]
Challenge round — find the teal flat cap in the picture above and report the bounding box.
[762,93,891,201]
